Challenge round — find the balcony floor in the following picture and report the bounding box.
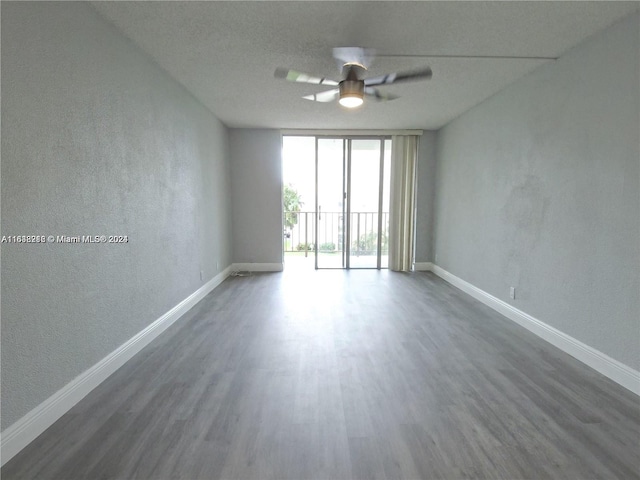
[284,251,389,269]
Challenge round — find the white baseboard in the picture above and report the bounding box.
[231,262,283,272]
[0,265,232,466]
[413,262,434,271]
[429,264,640,396]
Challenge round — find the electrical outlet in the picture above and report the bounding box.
[509,286,516,299]
[216,261,219,271]
[200,270,204,281]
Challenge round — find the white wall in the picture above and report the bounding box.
[433,13,639,370]
[233,130,432,268]
[1,2,232,429]
[229,129,283,267]
[415,132,437,263]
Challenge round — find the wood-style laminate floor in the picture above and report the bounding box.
[3,270,639,479]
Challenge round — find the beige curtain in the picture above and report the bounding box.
[388,135,418,272]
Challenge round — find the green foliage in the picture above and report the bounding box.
[283,184,303,230]
[319,242,336,252]
[352,231,387,253]
[296,243,314,251]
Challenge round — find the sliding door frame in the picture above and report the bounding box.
[313,134,391,270]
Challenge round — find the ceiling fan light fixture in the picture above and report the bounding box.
[339,79,364,108]
[339,95,364,108]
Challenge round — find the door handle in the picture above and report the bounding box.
[318,205,321,220]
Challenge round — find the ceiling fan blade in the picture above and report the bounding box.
[302,89,340,103]
[274,68,338,86]
[364,87,399,102]
[364,66,432,87]
[333,47,376,71]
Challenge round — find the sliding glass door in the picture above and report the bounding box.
[316,138,346,268]
[315,137,391,269]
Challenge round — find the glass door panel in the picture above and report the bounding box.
[380,139,392,268]
[315,136,391,270]
[349,139,382,268]
[316,138,346,269]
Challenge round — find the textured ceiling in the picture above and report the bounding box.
[92,1,639,130]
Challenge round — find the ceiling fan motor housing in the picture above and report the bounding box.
[339,79,364,98]
[339,66,365,107]
[338,80,365,108]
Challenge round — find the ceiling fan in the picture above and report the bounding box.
[275,47,432,109]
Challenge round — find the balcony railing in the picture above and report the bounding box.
[284,211,389,256]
